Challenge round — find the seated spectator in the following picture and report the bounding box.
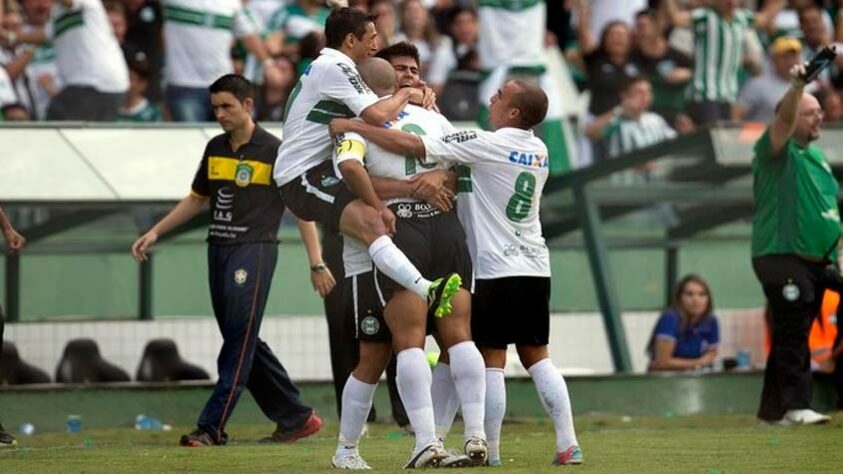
[264,0,328,59]
[427,7,477,96]
[256,54,296,121]
[662,0,784,126]
[122,0,163,102]
[0,0,33,118]
[648,274,720,372]
[118,60,159,121]
[631,8,693,127]
[585,76,677,160]
[735,36,803,123]
[395,0,439,79]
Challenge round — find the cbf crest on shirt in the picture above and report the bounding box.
[191,125,285,243]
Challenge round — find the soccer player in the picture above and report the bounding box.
[330,49,486,470]
[273,7,461,321]
[330,79,583,466]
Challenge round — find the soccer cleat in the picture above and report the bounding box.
[403,443,447,469]
[552,445,584,465]
[427,273,462,318]
[266,411,324,443]
[179,429,221,447]
[783,409,831,425]
[0,423,17,449]
[464,437,488,466]
[439,448,472,468]
[332,451,372,470]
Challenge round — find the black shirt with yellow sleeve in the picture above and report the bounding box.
[191,125,285,244]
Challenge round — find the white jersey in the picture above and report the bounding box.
[334,105,454,276]
[162,0,258,88]
[45,0,128,93]
[273,48,380,186]
[421,127,550,279]
[477,0,545,70]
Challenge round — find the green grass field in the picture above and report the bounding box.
[2,414,841,473]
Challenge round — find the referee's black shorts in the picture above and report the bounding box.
[472,276,551,349]
[279,160,357,234]
[375,202,473,300]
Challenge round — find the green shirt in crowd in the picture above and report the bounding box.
[752,129,840,260]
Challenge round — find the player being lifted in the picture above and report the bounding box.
[330,80,583,466]
[272,7,461,319]
[330,49,486,470]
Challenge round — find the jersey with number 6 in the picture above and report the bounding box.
[421,127,550,279]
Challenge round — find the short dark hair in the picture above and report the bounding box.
[325,7,374,49]
[209,74,255,103]
[621,75,650,94]
[510,80,548,128]
[448,6,476,24]
[375,41,420,67]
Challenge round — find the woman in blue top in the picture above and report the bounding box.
[648,274,720,372]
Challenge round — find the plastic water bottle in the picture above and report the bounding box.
[736,349,751,370]
[18,423,35,436]
[66,415,82,433]
[135,415,163,430]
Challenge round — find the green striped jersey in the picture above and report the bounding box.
[689,7,754,102]
[604,112,676,158]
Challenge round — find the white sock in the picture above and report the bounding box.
[336,375,377,457]
[485,368,506,462]
[431,362,460,442]
[368,235,431,301]
[527,358,578,452]
[447,341,486,441]
[396,348,437,451]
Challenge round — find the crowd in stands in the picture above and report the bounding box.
[2,1,843,155]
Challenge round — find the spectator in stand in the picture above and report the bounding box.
[246,0,286,30]
[428,7,477,96]
[161,0,283,122]
[296,29,324,75]
[647,274,719,372]
[577,0,638,118]
[122,0,163,102]
[118,59,159,121]
[104,0,126,45]
[632,8,693,127]
[662,0,785,126]
[799,5,840,87]
[264,0,329,59]
[773,0,834,40]
[736,36,803,123]
[815,85,843,122]
[1,0,130,121]
[369,0,398,48]
[0,0,33,118]
[2,101,28,119]
[585,76,677,160]
[20,0,60,120]
[395,0,439,79]
[256,54,296,122]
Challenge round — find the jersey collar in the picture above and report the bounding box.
[320,47,356,67]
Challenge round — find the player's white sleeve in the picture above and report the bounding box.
[420,129,494,166]
[321,63,380,116]
[333,131,367,179]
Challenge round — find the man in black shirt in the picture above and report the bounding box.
[132,74,332,447]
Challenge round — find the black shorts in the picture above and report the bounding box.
[376,202,473,299]
[346,271,390,343]
[472,276,550,349]
[279,160,357,234]
[347,271,437,343]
